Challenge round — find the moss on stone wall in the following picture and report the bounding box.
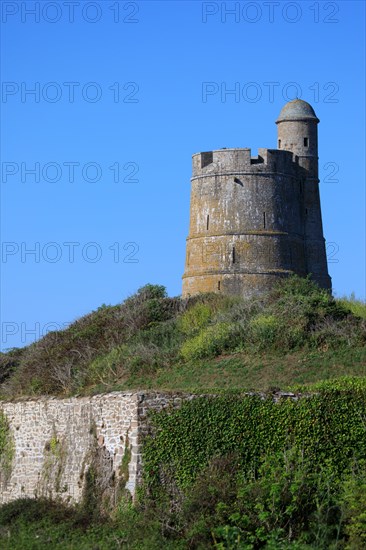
[0,411,14,485]
[37,429,68,497]
[82,420,117,516]
[119,433,131,490]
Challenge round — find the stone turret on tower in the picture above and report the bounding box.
[182,100,331,298]
[276,99,331,291]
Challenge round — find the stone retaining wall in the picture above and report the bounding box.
[0,391,191,505]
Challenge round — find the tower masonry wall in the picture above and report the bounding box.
[183,148,310,298]
[189,148,306,237]
[192,148,300,178]
[277,120,319,178]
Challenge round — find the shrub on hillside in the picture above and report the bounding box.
[180,323,240,361]
[85,317,185,387]
[0,348,24,384]
[86,346,128,386]
[337,294,366,319]
[248,314,279,348]
[178,276,365,358]
[248,276,365,352]
[122,284,174,331]
[177,447,346,548]
[178,303,213,337]
[0,284,180,397]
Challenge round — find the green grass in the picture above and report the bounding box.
[107,347,366,393]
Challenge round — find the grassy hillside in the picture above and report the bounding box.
[0,276,366,548]
[1,276,365,398]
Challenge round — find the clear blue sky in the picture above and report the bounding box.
[1,0,365,350]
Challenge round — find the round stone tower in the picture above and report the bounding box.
[276,99,331,290]
[182,100,331,298]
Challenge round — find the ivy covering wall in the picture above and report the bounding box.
[143,384,366,490]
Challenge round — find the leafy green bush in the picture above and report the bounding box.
[2,459,365,549]
[310,314,366,351]
[248,276,365,352]
[122,284,172,327]
[121,343,168,375]
[180,323,239,361]
[248,314,279,348]
[340,461,366,549]
[178,303,213,337]
[211,447,341,548]
[85,316,185,386]
[0,348,24,384]
[133,318,183,351]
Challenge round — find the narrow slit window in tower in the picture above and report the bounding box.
[305,208,308,216]
[263,212,266,229]
[206,214,209,230]
[304,137,309,147]
[217,281,221,291]
[232,246,236,264]
[278,139,281,148]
